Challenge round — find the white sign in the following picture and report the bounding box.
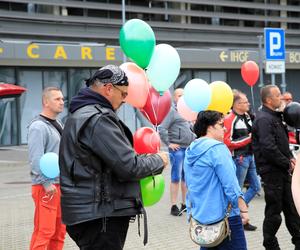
[265,61,285,74]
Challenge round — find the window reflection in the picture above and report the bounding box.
[0,68,17,145]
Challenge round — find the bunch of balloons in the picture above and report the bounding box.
[176,79,233,121]
[177,60,261,121]
[120,19,181,126]
[133,127,165,207]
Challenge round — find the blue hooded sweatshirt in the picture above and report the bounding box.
[184,137,243,224]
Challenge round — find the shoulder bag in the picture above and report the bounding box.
[189,204,231,247]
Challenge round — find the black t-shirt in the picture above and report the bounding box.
[40,114,63,135]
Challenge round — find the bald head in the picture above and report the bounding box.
[260,85,282,110]
[174,88,184,104]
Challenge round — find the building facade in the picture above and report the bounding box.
[1,0,300,146]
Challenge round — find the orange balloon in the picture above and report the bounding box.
[120,62,149,108]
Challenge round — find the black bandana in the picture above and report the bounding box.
[85,65,128,87]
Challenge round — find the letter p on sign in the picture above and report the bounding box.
[265,28,285,60]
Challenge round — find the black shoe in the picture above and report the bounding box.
[180,204,186,213]
[170,205,181,216]
[177,204,187,216]
[243,223,257,231]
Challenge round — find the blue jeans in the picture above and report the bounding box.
[200,216,247,250]
[234,155,261,204]
[169,147,186,183]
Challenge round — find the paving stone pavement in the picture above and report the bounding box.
[0,146,295,250]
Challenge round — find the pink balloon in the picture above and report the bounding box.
[241,61,259,87]
[140,87,171,126]
[177,96,198,122]
[120,62,149,108]
[133,127,161,154]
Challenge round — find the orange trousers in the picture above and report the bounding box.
[30,184,66,250]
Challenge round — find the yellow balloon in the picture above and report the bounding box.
[206,81,233,114]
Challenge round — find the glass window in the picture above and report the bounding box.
[193,71,227,83]
[69,69,90,100]
[194,71,210,82]
[0,68,18,145]
[19,69,68,144]
[18,70,43,144]
[211,71,227,82]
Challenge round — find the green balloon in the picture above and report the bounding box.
[140,174,165,207]
[120,19,156,69]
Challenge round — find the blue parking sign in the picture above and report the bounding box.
[264,28,285,60]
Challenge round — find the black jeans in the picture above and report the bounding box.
[262,172,300,250]
[66,216,131,250]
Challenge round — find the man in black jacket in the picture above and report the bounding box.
[252,85,300,250]
[59,65,169,250]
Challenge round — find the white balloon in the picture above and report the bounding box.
[146,44,181,94]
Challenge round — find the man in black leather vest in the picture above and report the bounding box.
[252,85,300,250]
[59,65,169,250]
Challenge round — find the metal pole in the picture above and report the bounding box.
[121,0,127,123]
[281,72,286,93]
[271,74,275,85]
[258,35,264,88]
[122,0,126,63]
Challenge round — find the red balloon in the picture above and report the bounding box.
[140,87,171,126]
[241,61,259,87]
[133,127,161,154]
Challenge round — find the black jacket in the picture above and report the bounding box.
[252,105,292,175]
[59,88,164,226]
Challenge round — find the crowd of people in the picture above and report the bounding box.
[27,64,300,250]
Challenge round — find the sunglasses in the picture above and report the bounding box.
[112,85,128,99]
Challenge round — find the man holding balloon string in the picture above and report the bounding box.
[27,87,66,250]
[158,88,196,216]
[59,65,169,250]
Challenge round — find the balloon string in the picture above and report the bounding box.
[250,86,255,112]
[152,175,156,188]
[141,109,151,125]
[148,87,158,128]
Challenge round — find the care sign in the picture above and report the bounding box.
[264,28,286,73]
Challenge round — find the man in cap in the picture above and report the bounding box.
[59,65,169,249]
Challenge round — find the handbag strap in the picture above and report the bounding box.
[225,203,232,217]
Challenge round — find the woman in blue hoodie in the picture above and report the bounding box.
[184,111,249,250]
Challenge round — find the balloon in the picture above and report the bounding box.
[177,96,198,122]
[206,81,233,114]
[119,19,155,68]
[133,127,161,154]
[183,79,211,112]
[283,102,300,128]
[39,152,60,179]
[120,62,149,108]
[146,44,181,94]
[140,174,165,207]
[241,61,259,87]
[140,87,171,126]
